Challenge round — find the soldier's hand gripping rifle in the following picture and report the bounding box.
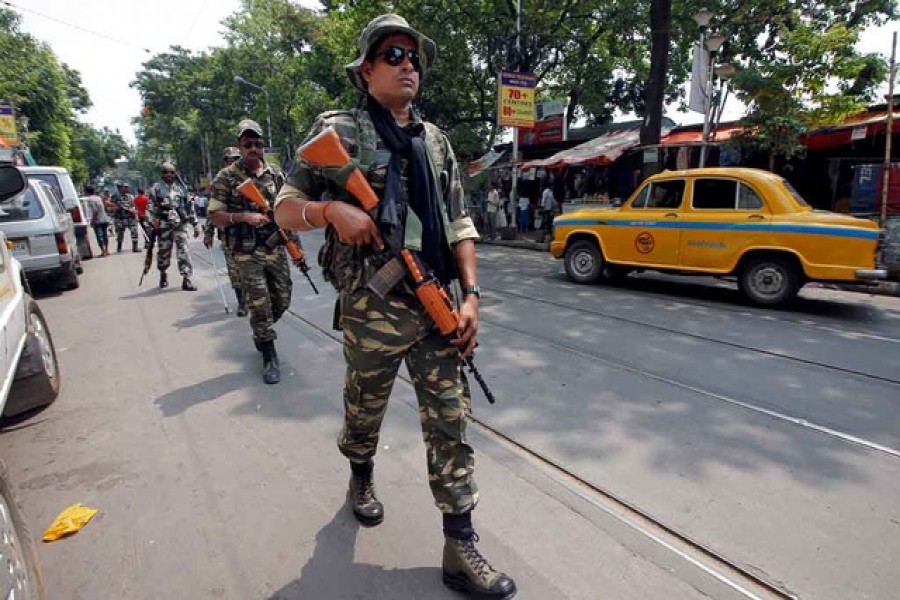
[236,179,319,294]
[298,127,495,403]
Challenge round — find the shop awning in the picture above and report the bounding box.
[521,128,647,170]
[659,125,743,145]
[466,149,506,177]
[803,111,900,150]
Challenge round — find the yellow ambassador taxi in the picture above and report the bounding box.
[550,167,886,307]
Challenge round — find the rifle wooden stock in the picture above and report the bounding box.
[400,249,459,336]
[298,128,380,211]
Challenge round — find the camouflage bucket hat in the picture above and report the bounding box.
[236,119,264,138]
[345,13,437,91]
[223,146,241,159]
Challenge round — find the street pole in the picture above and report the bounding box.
[880,31,897,229]
[510,0,522,210]
[234,76,273,150]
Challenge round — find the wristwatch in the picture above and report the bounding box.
[461,285,481,299]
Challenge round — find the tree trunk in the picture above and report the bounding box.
[640,0,671,147]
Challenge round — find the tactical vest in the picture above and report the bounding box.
[317,108,460,294]
[227,162,284,253]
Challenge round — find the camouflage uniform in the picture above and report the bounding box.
[113,193,139,251]
[277,106,480,515]
[209,160,292,344]
[202,220,242,289]
[150,179,196,278]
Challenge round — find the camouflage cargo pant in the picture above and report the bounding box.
[338,288,478,515]
[233,247,292,343]
[114,217,138,247]
[222,244,241,290]
[156,225,193,277]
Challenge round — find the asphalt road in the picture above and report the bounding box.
[1,230,898,600]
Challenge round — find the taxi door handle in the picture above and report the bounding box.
[747,214,766,220]
[665,213,679,218]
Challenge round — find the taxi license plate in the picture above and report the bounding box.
[11,240,28,257]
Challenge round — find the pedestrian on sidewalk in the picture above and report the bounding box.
[209,122,292,384]
[485,183,501,239]
[540,184,556,234]
[517,194,530,233]
[82,185,110,257]
[274,13,516,599]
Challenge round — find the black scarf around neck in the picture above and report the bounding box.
[366,95,452,285]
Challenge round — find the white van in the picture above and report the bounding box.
[20,166,93,260]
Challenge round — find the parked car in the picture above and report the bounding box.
[551,167,887,307]
[0,162,55,599]
[20,166,92,260]
[0,179,81,290]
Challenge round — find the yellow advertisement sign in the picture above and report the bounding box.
[0,103,18,146]
[497,70,536,128]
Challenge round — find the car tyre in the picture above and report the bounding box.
[564,240,604,284]
[6,299,60,417]
[0,461,46,600]
[58,262,79,291]
[738,256,801,307]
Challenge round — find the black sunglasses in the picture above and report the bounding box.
[161,170,175,175]
[241,140,265,149]
[376,46,421,72]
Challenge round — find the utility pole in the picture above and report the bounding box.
[510,0,522,209]
[881,31,897,228]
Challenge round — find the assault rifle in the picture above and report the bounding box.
[298,127,495,403]
[236,179,319,294]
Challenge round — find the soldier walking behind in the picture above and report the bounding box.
[113,182,140,252]
[208,121,292,384]
[274,14,516,599]
[204,147,247,317]
[150,162,199,290]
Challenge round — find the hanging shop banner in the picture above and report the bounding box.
[0,103,18,146]
[466,149,506,177]
[498,70,537,128]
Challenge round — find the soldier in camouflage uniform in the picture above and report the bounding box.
[209,120,292,384]
[204,147,247,317]
[274,14,515,599]
[113,182,140,253]
[150,162,200,290]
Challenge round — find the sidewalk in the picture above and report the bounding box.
[478,229,900,298]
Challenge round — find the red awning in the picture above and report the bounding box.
[803,112,900,150]
[521,128,644,170]
[659,125,743,145]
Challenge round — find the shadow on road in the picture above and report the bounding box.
[268,503,449,600]
[154,371,251,417]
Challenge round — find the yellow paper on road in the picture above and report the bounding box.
[42,503,98,542]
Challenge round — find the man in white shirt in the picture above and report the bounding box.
[540,185,556,234]
[485,184,501,239]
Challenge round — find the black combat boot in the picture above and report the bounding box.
[159,271,168,288]
[234,288,247,317]
[348,460,383,526]
[182,277,197,291]
[132,241,139,252]
[442,513,517,598]
[260,340,280,384]
[117,240,122,253]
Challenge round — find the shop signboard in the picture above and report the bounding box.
[518,99,566,146]
[0,103,18,146]
[497,70,536,129]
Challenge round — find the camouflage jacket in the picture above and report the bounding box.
[277,107,477,294]
[209,160,284,253]
[113,194,136,220]
[149,181,195,229]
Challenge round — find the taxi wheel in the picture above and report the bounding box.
[564,240,604,283]
[6,299,60,416]
[739,256,801,307]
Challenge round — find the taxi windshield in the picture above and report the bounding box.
[781,180,810,207]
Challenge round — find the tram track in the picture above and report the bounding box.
[484,283,900,387]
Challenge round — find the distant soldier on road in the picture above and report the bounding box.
[113,182,140,252]
[204,147,247,316]
[208,120,292,384]
[150,162,199,290]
